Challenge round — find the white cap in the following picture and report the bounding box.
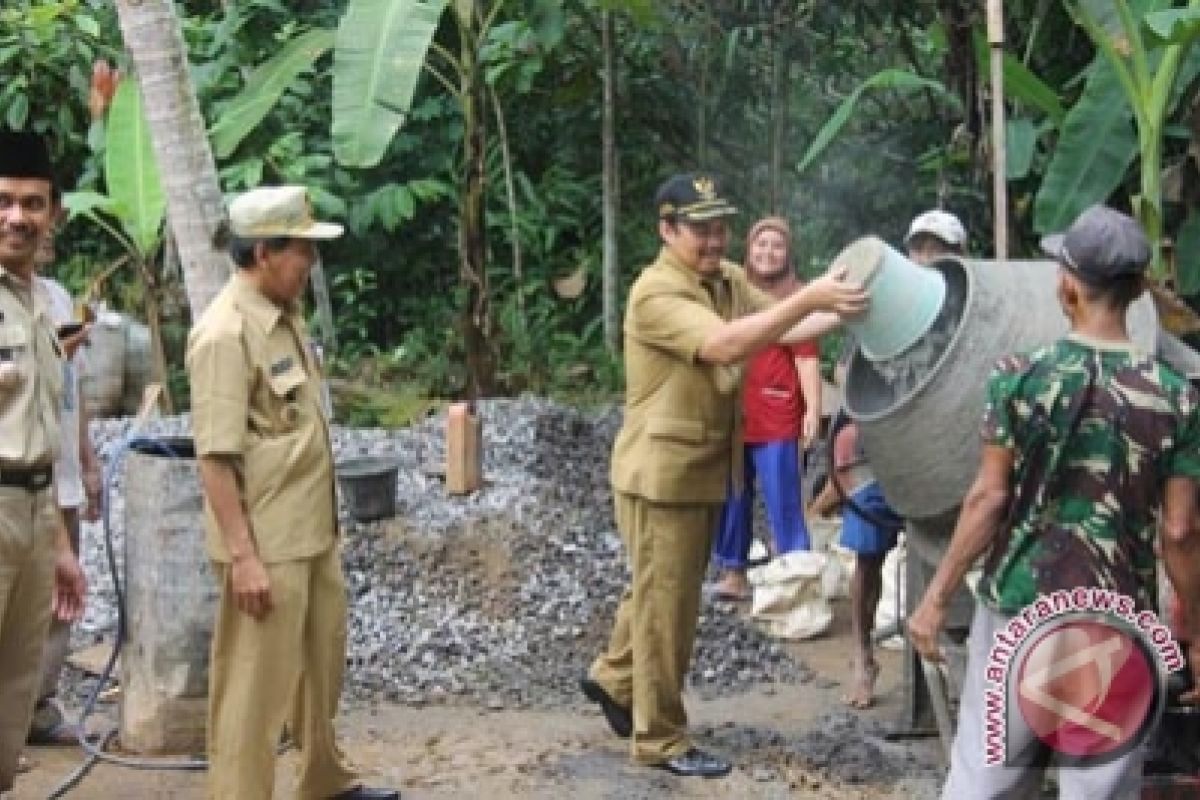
[904,209,966,248]
[229,186,343,240]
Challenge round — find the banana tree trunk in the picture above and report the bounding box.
[138,255,175,415]
[115,0,231,320]
[455,1,495,400]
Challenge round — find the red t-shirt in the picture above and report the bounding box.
[742,340,820,443]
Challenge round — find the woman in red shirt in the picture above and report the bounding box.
[712,217,822,600]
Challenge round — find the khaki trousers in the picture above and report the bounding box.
[590,492,717,764]
[34,507,79,716]
[207,543,358,800]
[0,485,57,791]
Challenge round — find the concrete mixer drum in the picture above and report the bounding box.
[842,256,1158,562]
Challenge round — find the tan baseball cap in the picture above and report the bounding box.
[229,185,343,240]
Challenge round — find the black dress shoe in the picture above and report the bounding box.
[654,747,732,778]
[329,786,400,800]
[579,676,632,738]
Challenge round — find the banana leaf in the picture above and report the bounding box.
[972,29,1065,125]
[61,190,117,220]
[796,69,958,175]
[1006,117,1038,180]
[1175,210,1200,296]
[105,80,165,258]
[1145,7,1200,44]
[1075,0,1173,39]
[1032,59,1137,234]
[210,28,335,159]
[332,0,448,168]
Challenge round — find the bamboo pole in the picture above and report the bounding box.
[987,0,1008,262]
[601,11,620,353]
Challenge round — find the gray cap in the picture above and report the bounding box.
[1040,205,1150,284]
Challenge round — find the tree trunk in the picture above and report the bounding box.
[697,55,709,166]
[114,0,231,320]
[455,1,495,400]
[602,10,620,353]
[768,8,785,214]
[139,256,174,415]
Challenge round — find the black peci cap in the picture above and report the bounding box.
[0,129,56,186]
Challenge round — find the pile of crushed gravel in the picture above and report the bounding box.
[75,396,808,710]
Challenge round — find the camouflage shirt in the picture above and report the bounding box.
[976,334,1200,614]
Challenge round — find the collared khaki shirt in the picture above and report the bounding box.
[610,248,772,503]
[0,265,63,468]
[186,274,336,563]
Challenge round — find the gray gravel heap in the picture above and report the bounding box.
[81,396,806,710]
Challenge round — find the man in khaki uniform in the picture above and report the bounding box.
[0,129,87,794]
[582,173,867,777]
[187,186,397,800]
[29,226,103,746]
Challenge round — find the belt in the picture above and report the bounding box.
[0,465,53,491]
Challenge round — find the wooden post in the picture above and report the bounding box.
[987,0,1008,263]
[446,402,483,494]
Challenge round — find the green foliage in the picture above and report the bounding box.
[1047,0,1200,276]
[1033,58,1138,234]
[333,382,437,428]
[329,266,381,360]
[104,81,165,257]
[1146,8,1200,43]
[971,29,1066,124]
[350,178,454,233]
[331,0,448,168]
[36,0,1200,408]
[0,0,117,177]
[1006,117,1038,180]
[797,69,961,175]
[1175,211,1200,296]
[209,27,335,158]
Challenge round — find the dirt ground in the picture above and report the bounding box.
[15,599,944,800]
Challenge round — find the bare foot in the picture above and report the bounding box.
[842,659,880,710]
[712,571,751,601]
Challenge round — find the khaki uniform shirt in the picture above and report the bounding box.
[0,266,63,468]
[187,275,336,563]
[610,248,772,503]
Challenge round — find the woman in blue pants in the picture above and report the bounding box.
[712,217,822,600]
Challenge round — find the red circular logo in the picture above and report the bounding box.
[1014,617,1158,759]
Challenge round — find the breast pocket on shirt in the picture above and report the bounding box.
[647,417,705,444]
[0,324,28,395]
[266,364,308,434]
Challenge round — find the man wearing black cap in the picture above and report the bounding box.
[0,129,87,793]
[581,172,866,777]
[908,205,1200,797]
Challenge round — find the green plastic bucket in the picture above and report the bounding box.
[837,236,947,361]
